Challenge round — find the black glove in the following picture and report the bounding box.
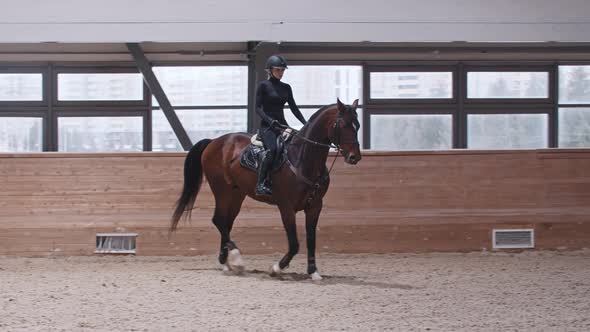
[270,120,280,128]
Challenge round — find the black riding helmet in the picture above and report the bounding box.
[265,55,288,69]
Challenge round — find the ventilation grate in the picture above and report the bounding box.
[493,229,534,249]
[95,233,137,254]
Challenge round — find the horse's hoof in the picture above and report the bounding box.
[231,265,245,274]
[227,248,245,274]
[310,271,323,281]
[270,263,282,276]
[221,264,231,275]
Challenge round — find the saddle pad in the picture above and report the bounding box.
[239,140,288,173]
[239,144,265,172]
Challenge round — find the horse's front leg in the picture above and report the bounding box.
[305,200,323,281]
[271,205,299,275]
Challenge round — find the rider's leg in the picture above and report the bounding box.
[256,129,277,196]
[256,150,273,196]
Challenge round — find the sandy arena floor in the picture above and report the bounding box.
[1,251,589,332]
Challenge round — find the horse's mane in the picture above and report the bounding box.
[306,104,335,124]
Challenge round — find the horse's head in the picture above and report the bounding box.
[332,98,362,165]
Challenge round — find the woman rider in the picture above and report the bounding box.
[255,55,307,196]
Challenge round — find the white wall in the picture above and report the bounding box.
[0,0,589,43]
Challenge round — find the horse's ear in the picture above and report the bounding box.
[336,98,345,111]
[351,99,359,110]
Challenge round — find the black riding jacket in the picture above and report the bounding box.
[255,77,306,129]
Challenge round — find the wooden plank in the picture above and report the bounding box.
[1,150,590,255]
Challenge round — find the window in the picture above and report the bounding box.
[58,116,143,152]
[558,66,590,147]
[285,66,362,105]
[467,72,549,99]
[0,117,43,152]
[58,73,144,101]
[370,114,452,150]
[0,60,586,153]
[468,114,548,149]
[0,73,43,101]
[152,109,247,151]
[152,66,247,106]
[151,66,248,151]
[53,68,148,152]
[365,67,455,150]
[464,67,551,149]
[558,66,590,104]
[0,69,46,151]
[370,72,453,99]
[559,108,590,147]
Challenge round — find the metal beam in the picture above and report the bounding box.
[126,43,193,151]
[250,42,279,132]
[46,64,56,151]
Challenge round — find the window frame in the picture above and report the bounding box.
[276,63,365,146]
[462,64,555,149]
[149,62,249,151]
[363,65,459,149]
[556,62,590,147]
[1,57,590,153]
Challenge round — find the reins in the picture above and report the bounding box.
[275,123,342,208]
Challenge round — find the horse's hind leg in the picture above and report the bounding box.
[211,187,246,273]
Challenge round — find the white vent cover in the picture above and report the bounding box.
[493,229,534,249]
[95,233,137,254]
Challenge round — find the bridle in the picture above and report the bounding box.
[329,110,361,148]
[278,109,360,207]
[280,109,360,152]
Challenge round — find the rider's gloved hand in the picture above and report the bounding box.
[270,120,280,128]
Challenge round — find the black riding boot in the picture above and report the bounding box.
[256,151,273,196]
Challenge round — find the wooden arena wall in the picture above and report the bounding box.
[1,149,589,256]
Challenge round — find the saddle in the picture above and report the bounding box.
[239,129,294,173]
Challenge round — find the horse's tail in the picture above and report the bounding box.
[170,138,212,232]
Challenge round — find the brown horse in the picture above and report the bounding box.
[170,98,361,280]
